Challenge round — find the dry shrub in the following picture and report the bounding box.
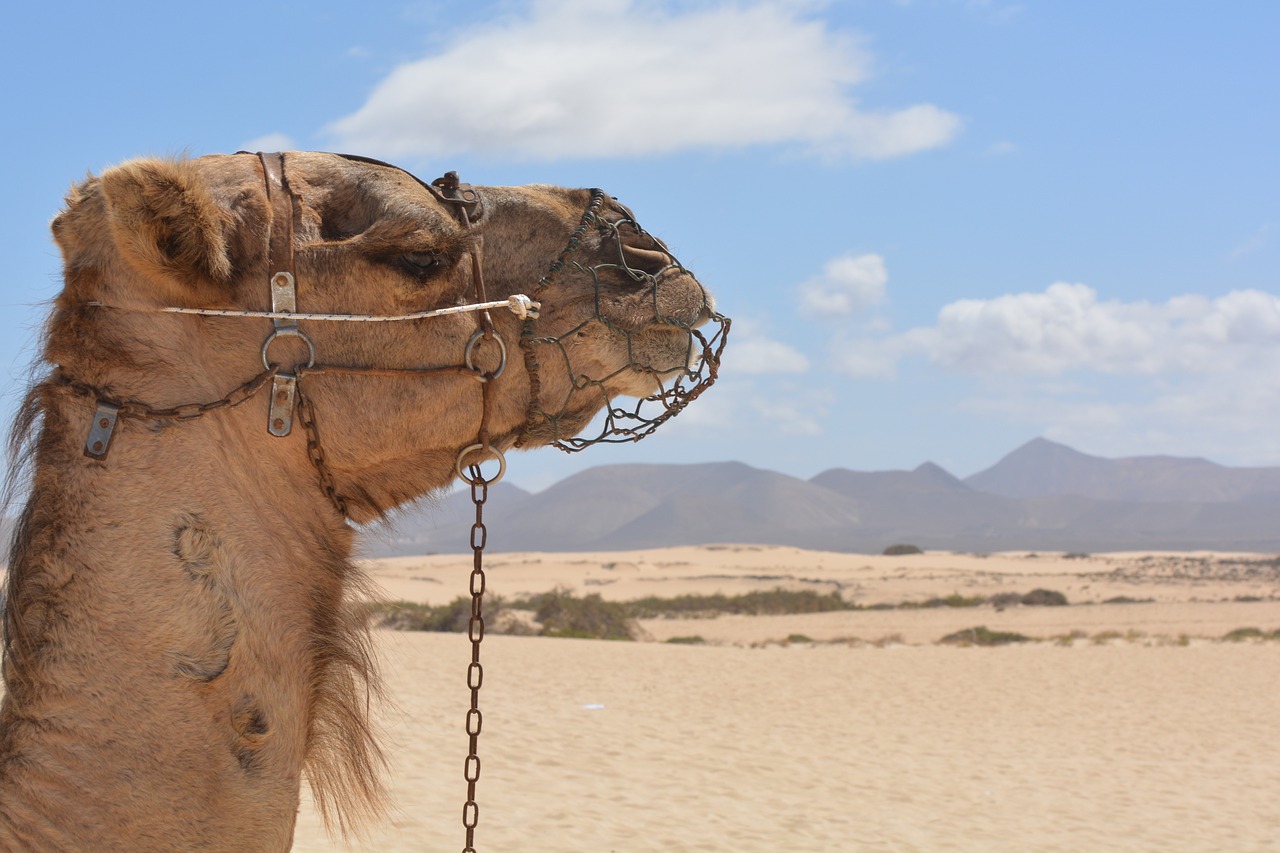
[940,626,1033,647]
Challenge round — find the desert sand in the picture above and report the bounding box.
[287,547,1280,852]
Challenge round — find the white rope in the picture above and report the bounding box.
[85,294,541,322]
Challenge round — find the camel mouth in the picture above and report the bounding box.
[517,304,729,453]
[512,188,729,453]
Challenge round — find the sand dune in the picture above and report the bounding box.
[289,547,1280,852]
[294,634,1280,853]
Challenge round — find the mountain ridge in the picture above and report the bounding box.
[360,439,1280,556]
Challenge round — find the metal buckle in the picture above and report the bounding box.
[268,374,298,437]
[84,402,120,458]
[455,444,507,485]
[464,330,507,381]
[270,271,297,330]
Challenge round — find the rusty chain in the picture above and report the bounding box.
[455,321,503,853]
[461,460,490,853]
[296,387,349,517]
[55,366,279,423]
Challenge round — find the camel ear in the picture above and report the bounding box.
[99,159,234,287]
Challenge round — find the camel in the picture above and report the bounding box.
[0,152,723,851]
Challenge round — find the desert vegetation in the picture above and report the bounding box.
[366,588,1280,647]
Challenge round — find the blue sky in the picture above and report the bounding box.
[3,1,1278,493]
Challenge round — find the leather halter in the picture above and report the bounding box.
[260,153,295,303]
[252,151,499,440]
[249,152,509,509]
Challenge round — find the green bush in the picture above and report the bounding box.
[529,588,636,640]
[1021,589,1068,607]
[939,626,1033,647]
[927,593,987,608]
[625,588,851,618]
[883,544,923,556]
[368,597,475,632]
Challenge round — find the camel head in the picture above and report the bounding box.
[46,152,726,522]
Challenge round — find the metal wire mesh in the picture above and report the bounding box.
[516,190,730,452]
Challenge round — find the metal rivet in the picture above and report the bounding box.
[272,418,285,431]
[98,418,110,428]
[92,441,104,452]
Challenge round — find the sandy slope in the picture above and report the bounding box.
[293,634,1280,853]
[289,547,1280,852]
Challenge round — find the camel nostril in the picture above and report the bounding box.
[620,243,677,280]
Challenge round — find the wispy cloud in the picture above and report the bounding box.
[839,284,1280,377]
[729,318,811,375]
[1227,222,1276,262]
[327,0,961,161]
[240,132,297,153]
[799,253,888,317]
[830,283,1280,462]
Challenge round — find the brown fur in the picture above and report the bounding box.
[0,153,714,851]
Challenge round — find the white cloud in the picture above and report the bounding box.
[830,337,904,379]
[799,253,888,317]
[851,283,1280,376]
[327,0,961,161]
[728,318,810,375]
[985,140,1018,156]
[829,283,1280,463]
[239,132,297,153]
[750,396,825,436]
[1227,222,1276,262]
[957,367,1280,469]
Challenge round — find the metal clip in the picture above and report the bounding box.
[85,402,120,458]
[431,171,484,223]
[270,271,297,330]
[268,374,298,436]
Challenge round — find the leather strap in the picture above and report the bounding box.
[259,152,295,282]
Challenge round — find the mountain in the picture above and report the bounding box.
[364,444,1280,556]
[367,461,866,555]
[965,437,1280,503]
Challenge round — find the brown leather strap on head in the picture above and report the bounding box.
[259,152,295,282]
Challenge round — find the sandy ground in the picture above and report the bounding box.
[287,547,1280,852]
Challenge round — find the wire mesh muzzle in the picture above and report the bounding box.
[515,191,730,452]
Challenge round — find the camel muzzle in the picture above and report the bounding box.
[514,187,729,452]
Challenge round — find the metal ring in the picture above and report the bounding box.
[455,443,507,485]
[261,327,317,371]
[464,330,507,380]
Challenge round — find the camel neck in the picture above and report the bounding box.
[0,387,377,851]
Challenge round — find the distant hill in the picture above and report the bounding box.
[364,462,866,555]
[363,442,1280,556]
[965,437,1280,503]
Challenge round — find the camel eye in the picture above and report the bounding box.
[397,250,446,277]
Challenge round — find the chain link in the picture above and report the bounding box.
[462,462,491,853]
[296,386,349,517]
[56,367,279,423]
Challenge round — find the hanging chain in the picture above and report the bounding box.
[296,386,349,517]
[458,339,503,853]
[462,461,489,853]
